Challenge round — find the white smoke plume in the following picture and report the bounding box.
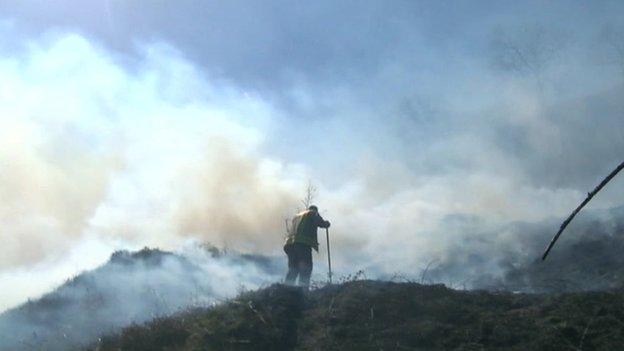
[0,33,305,311]
[2,10,624,315]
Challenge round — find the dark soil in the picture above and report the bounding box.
[92,280,624,350]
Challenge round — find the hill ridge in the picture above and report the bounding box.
[93,280,624,351]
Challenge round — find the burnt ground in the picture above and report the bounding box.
[92,280,624,351]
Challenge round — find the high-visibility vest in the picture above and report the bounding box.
[285,210,319,250]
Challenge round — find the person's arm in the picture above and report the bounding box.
[315,213,330,228]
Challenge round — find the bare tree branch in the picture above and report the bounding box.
[542,161,624,260]
[301,181,317,210]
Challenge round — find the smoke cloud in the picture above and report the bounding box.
[0,33,306,310]
[2,2,624,313]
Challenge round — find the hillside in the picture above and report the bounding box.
[93,280,624,351]
[3,207,624,350]
[0,247,282,351]
[427,205,624,293]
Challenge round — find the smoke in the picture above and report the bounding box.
[2,2,624,314]
[0,236,118,313]
[0,33,306,310]
[0,111,117,268]
[0,246,283,351]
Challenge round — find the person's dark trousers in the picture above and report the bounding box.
[284,243,313,288]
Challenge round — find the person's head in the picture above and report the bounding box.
[308,205,318,212]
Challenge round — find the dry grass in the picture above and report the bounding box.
[91,281,624,350]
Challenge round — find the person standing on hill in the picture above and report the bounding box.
[284,205,331,288]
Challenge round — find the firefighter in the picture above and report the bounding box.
[283,205,330,288]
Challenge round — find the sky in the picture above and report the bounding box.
[1,0,624,311]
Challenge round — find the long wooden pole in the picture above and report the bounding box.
[542,161,624,261]
[326,228,332,284]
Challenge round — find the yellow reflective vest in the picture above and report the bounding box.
[284,210,329,251]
